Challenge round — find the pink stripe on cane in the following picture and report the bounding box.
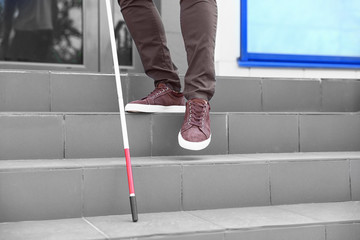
[124,148,135,195]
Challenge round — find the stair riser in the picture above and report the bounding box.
[221,224,360,240]
[0,157,358,222]
[0,71,120,112]
[1,113,360,160]
[2,71,360,112]
[226,226,326,240]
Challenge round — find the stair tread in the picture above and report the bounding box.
[1,201,359,240]
[1,152,360,171]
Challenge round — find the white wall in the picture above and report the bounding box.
[215,1,360,79]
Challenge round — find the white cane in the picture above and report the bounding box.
[105,0,138,222]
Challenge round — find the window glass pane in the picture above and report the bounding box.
[114,8,133,67]
[0,0,83,64]
[247,0,360,57]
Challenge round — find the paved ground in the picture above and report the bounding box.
[1,201,359,240]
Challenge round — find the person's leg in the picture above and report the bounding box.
[180,0,217,101]
[178,0,217,150]
[118,0,181,92]
[118,0,185,113]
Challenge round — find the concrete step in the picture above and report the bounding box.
[1,201,359,240]
[1,70,360,112]
[0,152,359,223]
[1,112,360,160]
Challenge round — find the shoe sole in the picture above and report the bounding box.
[125,104,186,113]
[178,132,211,151]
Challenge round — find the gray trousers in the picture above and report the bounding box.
[118,0,217,101]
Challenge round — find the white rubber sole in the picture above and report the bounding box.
[178,132,211,151]
[125,103,185,113]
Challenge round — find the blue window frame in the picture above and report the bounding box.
[238,0,360,68]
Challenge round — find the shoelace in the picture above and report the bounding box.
[188,101,207,128]
[141,85,169,100]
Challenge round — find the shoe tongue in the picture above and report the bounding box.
[157,83,167,89]
[191,98,207,105]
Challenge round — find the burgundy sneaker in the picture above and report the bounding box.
[125,83,186,113]
[178,98,211,150]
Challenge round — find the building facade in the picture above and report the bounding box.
[1,0,359,79]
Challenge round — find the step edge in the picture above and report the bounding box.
[0,111,359,116]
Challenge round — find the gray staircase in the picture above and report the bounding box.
[1,70,360,159]
[1,70,360,239]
